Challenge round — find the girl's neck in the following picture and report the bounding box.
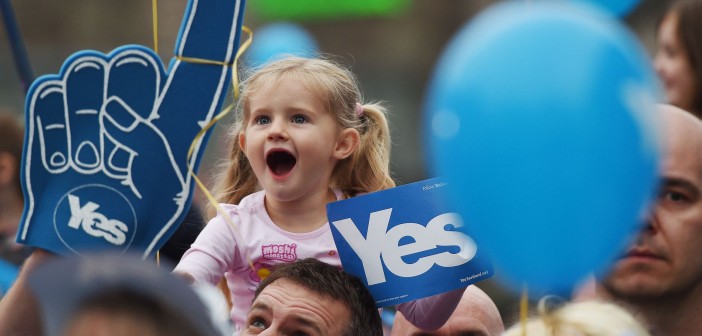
[264,188,336,233]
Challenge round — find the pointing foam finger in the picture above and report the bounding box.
[174,0,246,63]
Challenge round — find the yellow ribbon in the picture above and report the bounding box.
[152,0,159,54]
[153,0,159,265]
[520,286,528,336]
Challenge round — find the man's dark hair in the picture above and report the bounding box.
[254,258,382,336]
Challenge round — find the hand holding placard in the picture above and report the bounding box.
[327,178,492,307]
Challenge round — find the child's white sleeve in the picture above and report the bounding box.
[395,286,466,331]
[173,213,241,285]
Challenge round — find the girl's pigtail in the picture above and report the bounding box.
[206,123,258,219]
[335,103,395,197]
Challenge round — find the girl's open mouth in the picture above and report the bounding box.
[266,150,297,177]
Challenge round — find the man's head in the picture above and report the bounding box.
[28,253,224,336]
[390,285,504,336]
[63,288,205,336]
[602,104,702,303]
[242,258,382,336]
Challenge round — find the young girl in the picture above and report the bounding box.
[655,0,702,117]
[174,56,464,333]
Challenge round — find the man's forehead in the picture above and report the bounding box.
[255,279,349,331]
[660,105,702,140]
[662,143,702,182]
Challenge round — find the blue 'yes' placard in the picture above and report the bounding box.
[327,177,493,307]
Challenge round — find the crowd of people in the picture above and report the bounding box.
[2,0,702,335]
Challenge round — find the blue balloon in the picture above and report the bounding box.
[572,0,640,17]
[425,1,661,295]
[246,23,318,68]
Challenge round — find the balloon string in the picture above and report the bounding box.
[175,26,252,100]
[152,0,159,267]
[520,286,528,336]
[152,0,159,54]
[183,26,254,271]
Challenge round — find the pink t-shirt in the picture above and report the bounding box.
[175,190,463,331]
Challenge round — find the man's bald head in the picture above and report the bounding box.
[390,286,504,336]
[659,104,702,167]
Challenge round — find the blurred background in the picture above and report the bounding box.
[0,0,672,326]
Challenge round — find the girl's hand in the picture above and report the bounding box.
[173,270,196,285]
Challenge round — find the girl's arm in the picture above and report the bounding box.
[173,209,241,285]
[173,270,196,284]
[395,286,466,331]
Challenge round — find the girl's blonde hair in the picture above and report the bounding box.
[210,56,395,213]
[503,299,650,336]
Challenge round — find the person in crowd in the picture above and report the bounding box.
[654,0,702,117]
[587,104,702,335]
[241,258,382,336]
[0,112,32,297]
[0,112,32,267]
[391,285,504,336]
[0,250,230,336]
[173,56,465,331]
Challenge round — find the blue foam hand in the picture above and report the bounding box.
[17,0,246,258]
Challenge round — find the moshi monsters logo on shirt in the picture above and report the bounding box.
[261,243,297,261]
[54,184,137,255]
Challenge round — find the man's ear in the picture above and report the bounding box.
[333,128,360,160]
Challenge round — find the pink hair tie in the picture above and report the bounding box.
[355,103,364,117]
